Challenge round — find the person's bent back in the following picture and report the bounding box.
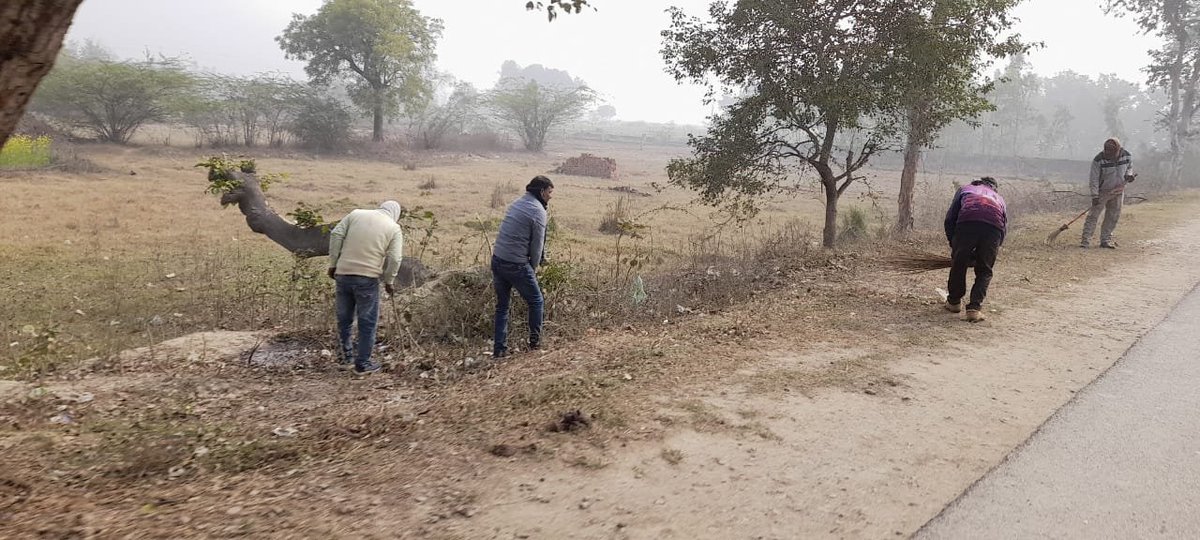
[330,205,404,280]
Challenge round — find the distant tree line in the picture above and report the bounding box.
[21,0,601,153]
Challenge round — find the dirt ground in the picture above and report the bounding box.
[1,137,1196,538]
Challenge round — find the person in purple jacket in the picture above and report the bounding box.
[943,177,1007,323]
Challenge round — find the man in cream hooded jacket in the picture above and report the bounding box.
[327,201,403,374]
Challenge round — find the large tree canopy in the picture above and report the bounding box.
[1106,0,1200,184]
[33,57,195,144]
[663,0,914,247]
[277,0,442,142]
[891,0,1028,232]
[487,80,595,152]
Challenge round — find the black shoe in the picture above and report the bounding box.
[1099,242,1117,249]
[354,363,382,375]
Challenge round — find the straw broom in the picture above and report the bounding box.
[882,249,954,274]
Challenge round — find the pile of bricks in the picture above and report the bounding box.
[553,153,618,180]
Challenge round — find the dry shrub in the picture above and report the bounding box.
[14,113,72,140]
[50,143,105,174]
[419,175,439,190]
[372,219,831,381]
[397,268,494,348]
[598,195,632,235]
[490,181,517,209]
[447,131,515,153]
[838,205,869,243]
[912,179,1085,232]
[1000,181,1087,220]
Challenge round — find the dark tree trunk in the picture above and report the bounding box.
[822,177,839,248]
[0,0,84,147]
[372,108,384,142]
[219,171,430,287]
[896,129,922,234]
[372,88,385,142]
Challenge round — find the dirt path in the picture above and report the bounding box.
[440,217,1200,539]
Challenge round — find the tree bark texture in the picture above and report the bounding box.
[822,177,839,248]
[0,0,83,147]
[896,124,923,234]
[220,172,430,288]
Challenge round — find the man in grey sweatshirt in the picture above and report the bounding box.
[1082,138,1136,249]
[492,176,553,359]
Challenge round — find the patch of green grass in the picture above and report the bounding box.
[0,135,52,168]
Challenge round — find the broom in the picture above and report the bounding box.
[883,249,954,274]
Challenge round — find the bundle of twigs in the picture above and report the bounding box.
[882,249,954,274]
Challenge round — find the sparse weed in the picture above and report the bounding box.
[491,181,517,209]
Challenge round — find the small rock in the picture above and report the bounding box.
[49,412,75,425]
[653,498,666,506]
[864,388,878,396]
[272,427,298,437]
[489,444,517,457]
[226,506,242,515]
[58,391,94,403]
[579,498,593,510]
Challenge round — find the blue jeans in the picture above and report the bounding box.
[492,256,543,357]
[335,275,381,369]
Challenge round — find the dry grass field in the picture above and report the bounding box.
[1,131,1196,537]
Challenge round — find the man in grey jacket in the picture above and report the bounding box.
[492,176,553,359]
[1082,138,1135,249]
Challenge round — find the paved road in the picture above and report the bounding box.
[917,285,1200,539]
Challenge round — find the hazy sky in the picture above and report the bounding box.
[66,0,1160,124]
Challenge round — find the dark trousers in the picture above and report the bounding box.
[492,256,544,357]
[335,275,380,369]
[947,222,1003,311]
